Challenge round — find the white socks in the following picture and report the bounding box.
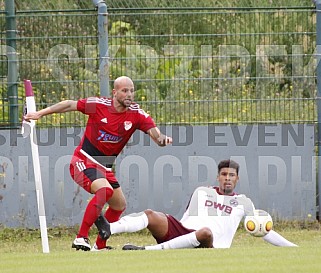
[110,212,149,234]
[145,231,200,250]
[263,230,298,247]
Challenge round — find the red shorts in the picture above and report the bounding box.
[155,214,195,244]
[69,155,119,193]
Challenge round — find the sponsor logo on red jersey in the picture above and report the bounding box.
[97,130,122,143]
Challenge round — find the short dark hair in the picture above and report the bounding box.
[218,159,240,175]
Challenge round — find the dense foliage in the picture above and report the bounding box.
[0,1,317,126]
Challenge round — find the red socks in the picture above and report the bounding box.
[77,187,113,238]
[105,207,124,222]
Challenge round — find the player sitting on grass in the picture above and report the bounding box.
[99,159,297,250]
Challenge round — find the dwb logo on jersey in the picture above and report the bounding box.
[124,121,132,131]
[205,200,233,214]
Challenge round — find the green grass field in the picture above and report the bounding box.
[1,226,321,273]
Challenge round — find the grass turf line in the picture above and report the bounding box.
[1,228,321,273]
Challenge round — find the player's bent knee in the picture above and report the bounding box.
[91,177,112,193]
[108,188,127,210]
[96,187,114,203]
[117,204,126,212]
[197,227,213,243]
[119,198,127,211]
[144,209,155,216]
[144,209,165,224]
[144,209,162,219]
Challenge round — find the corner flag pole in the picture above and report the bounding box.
[23,80,50,253]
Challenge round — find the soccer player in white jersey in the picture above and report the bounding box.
[102,159,297,250]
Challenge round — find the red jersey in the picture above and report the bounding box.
[74,97,156,167]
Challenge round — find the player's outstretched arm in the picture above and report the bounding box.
[148,127,173,147]
[24,100,78,121]
[263,230,298,247]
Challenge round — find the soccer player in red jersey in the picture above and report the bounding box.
[24,76,172,251]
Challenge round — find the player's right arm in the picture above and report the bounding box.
[24,100,78,121]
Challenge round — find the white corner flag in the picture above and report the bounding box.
[23,80,50,253]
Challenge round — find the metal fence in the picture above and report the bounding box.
[0,6,317,127]
[13,0,315,10]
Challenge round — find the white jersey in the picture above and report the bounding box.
[180,186,255,248]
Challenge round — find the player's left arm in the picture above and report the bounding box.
[262,230,298,247]
[147,127,173,147]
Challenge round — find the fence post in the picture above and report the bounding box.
[316,0,321,220]
[5,0,19,127]
[93,0,109,97]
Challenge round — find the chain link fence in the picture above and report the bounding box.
[12,0,314,10]
[0,5,317,127]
